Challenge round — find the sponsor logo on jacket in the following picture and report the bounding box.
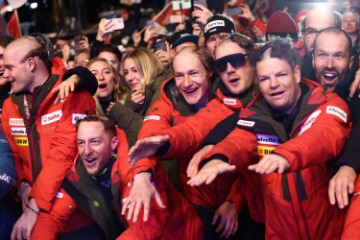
[299,110,321,135]
[326,106,347,123]
[237,119,255,127]
[257,146,275,157]
[14,137,29,146]
[223,98,236,106]
[144,115,160,121]
[256,133,281,145]
[41,110,62,125]
[9,118,24,126]
[11,127,27,136]
[72,113,87,124]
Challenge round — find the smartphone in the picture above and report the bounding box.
[155,40,167,52]
[146,20,154,27]
[226,7,243,17]
[108,18,124,31]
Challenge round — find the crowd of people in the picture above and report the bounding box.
[0,0,360,239]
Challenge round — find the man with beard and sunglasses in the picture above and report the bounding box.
[126,34,266,239]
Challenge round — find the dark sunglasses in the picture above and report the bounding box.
[214,53,247,73]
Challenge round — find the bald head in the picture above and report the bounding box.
[302,8,342,53]
[3,37,51,94]
[6,37,42,62]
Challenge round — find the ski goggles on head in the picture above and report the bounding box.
[214,53,247,73]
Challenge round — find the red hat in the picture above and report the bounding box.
[266,11,298,34]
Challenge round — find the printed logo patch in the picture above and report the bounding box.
[204,20,225,32]
[144,115,160,121]
[41,110,62,125]
[256,133,281,146]
[11,127,27,136]
[299,110,321,135]
[326,106,347,123]
[14,137,29,146]
[9,118,24,126]
[72,113,87,124]
[55,192,63,199]
[257,146,275,157]
[237,119,255,127]
[223,98,236,106]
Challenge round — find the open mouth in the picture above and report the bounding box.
[229,78,240,84]
[183,87,198,95]
[0,70,4,76]
[98,83,107,89]
[85,158,96,166]
[322,72,337,83]
[270,91,285,97]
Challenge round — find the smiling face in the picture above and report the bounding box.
[77,121,118,176]
[123,58,143,91]
[0,45,8,86]
[3,38,40,94]
[215,41,255,95]
[173,49,210,106]
[257,55,301,114]
[89,60,115,100]
[313,31,352,91]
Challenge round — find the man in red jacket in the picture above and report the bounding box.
[1,36,96,240]
[188,38,350,239]
[29,115,203,239]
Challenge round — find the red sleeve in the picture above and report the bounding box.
[274,93,351,172]
[160,99,233,159]
[118,165,169,239]
[29,91,95,211]
[1,100,27,190]
[341,177,360,240]
[138,95,174,139]
[200,127,258,172]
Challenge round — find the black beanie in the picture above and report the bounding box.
[204,14,236,42]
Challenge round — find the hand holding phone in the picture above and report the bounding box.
[108,18,125,32]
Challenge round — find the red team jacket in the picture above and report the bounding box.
[31,128,203,239]
[138,78,243,211]
[1,75,96,211]
[202,79,350,239]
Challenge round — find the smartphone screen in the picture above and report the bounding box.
[155,40,167,52]
[226,7,243,17]
[146,20,154,27]
[109,18,124,31]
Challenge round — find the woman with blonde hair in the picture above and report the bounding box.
[122,47,171,117]
[88,58,142,146]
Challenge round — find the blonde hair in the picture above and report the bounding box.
[87,58,126,102]
[124,48,164,88]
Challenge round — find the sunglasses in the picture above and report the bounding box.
[215,53,247,73]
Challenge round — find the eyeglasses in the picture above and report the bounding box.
[214,53,247,73]
[304,28,321,38]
